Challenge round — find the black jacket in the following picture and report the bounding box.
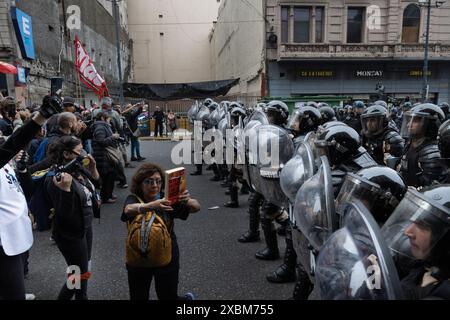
[92,121,118,174]
[0,118,42,169]
[45,171,95,240]
[400,140,447,188]
[125,107,143,132]
[153,110,165,123]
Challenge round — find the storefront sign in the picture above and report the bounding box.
[11,7,35,60]
[17,66,26,84]
[356,70,383,77]
[409,70,431,77]
[298,70,334,77]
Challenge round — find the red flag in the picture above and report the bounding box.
[74,35,109,99]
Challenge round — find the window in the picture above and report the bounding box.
[347,7,365,43]
[315,7,324,43]
[281,6,325,44]
[294,7,310,43]
[402,4,420,43]
[281,6,289,43]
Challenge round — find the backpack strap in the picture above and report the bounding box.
[140,213,157,255]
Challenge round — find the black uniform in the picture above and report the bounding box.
[400,140,447,188]
[362,123,404,165]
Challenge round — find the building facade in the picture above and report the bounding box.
[209,0,266,98]
[128,0,220,84]
[0,0,132,106]
[266,0,450,103]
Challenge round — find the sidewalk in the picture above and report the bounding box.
[139,130,193,141]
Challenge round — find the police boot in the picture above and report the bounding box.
[209,164,221,181]
[238,193,261,243]
[220,177,231,188]
[266,227,296,283]
[190,164,202,176]
[224,186,239,208]
[276,221,287,236]
[240,181,250,195]
[292,266,314,300]
[255,219,280,260]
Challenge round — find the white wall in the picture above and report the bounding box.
[128,0,220,84]
[210,0,265,96]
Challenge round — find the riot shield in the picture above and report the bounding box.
[315,200,404,300]
[187,101,199,123]
[304,131,319,172]
[208,107,222,128]
[196,105,211,125]
[255,124,294,207]
[248,109,269,126]
[233,118,245,169]
[280,142,315,205]
[242,110,270,192]
[293,156,337,251]
[217,117,229,137]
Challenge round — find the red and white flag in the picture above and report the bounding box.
[74,35,109,99]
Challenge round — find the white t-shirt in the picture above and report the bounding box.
[0,163,33,256]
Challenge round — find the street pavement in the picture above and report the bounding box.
[25,140,293,300]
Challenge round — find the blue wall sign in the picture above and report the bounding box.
[11,7,35,60]
[17,66,26,83]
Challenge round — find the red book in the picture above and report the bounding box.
[164,167,186,205]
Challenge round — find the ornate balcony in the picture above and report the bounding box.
[277,43,450,60]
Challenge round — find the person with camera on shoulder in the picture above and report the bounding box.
[44,136,99,300]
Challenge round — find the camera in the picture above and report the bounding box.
[54,154,90,182]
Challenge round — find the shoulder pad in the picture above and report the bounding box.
[385,130,405,145]
[352,152,378,169]
[387,120,400,132]
[418,143,441,161]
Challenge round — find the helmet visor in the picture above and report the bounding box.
[400,112,429,139]
[335,174,381,217]
[287,110,301,132]
[381,189,450,263]
[361,115,384,137]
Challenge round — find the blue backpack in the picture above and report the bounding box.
[33,138,49,164]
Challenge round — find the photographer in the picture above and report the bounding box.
[45,136,99,300]
[1,95,63,300]
[123,103,145,162]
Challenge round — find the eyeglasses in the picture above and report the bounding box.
[143,178,162,186]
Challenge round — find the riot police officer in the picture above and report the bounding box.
[335,166,407,224]
[254,101,291,260]
[438,119,450,159]
[344,100,365,133]
[238,101,289,244]
[439,102,450,121]
[360,105,404,166]
[382,185,450,299]
[287,106,322,146]
[399,103,448,188]
[266,106,322,284]
[318,106,336,125]
[224,105,247,208]
[314,122,378,195]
